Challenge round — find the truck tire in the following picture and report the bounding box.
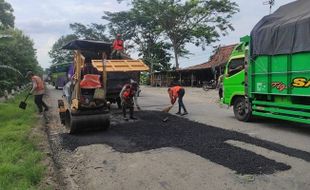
[233,96,252,122]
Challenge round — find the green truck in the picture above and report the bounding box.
[222,0,310,125]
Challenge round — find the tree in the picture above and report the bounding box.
[103,6,172,72]
[148,0,238,69]
[0,29,41,74]
[140,41,172,71]
[0,0,14,29]
[116,0,239,69]
[49,23,110,65]
[48,34,78,65]
[0,1,41,95]
[69,23,109,41]
[0,29,42,93]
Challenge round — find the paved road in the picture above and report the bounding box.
[45,86,310,190]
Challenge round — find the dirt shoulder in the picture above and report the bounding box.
[31,117,61,190]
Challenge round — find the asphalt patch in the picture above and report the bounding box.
[59,111,310,175]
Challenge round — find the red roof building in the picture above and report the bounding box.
[178,44,237,71]
[151,44,237,87]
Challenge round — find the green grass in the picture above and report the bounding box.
[0,92,44,190]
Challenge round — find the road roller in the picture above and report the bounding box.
[58,39,149,134]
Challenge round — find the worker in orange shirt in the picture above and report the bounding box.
[120,81,139,121]
[111,33,124,59]
[26,71,49,113]
[168,84,188,115]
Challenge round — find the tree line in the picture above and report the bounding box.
[49,0,239,72]
[0,0,42,96]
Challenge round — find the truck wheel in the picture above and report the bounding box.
[233,97,252,122]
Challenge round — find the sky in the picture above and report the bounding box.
[7,0,294,69]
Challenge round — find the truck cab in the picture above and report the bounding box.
[223,35,310,124]
[223,36,252,121]
[223,36,249,104]
[222,0,310,125]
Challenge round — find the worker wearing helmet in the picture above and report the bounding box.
[168,84,188,115]
[26,71,49,113]
[120,80,139,121]
[111,33,124,59]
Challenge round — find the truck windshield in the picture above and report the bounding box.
[228,58,244,76]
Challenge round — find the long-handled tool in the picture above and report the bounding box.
[162,104,174,113]
[19,93,30,110]
[162,104,174,122]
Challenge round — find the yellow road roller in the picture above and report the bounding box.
[58,39,149,133]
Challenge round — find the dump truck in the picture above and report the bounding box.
[49,62,71,89]
[222,0,310,125]
[58,39,149,133]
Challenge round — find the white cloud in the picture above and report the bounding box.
[16,18,69,35]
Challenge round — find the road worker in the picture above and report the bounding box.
[120,80,139,121]
[168,84,188,115]
[111,33,124,59]
[26,71,49,113]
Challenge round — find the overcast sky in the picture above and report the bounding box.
[7,0,294,69]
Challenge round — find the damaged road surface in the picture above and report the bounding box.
[45,87,310,190]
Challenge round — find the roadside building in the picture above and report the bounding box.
[150,44,237,87]
[150,70,178,87]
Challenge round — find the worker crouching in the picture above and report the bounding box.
[168,85,188,116]
[26,71,49,114]
[120,81,139,121]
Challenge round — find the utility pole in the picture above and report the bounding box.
[263,0,275,14]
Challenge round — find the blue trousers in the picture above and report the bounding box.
[178,88,187,113]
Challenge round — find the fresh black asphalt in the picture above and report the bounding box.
[59,111,310,175]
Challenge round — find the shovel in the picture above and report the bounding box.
[19,93,30,110]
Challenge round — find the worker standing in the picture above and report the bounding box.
[168,84,188,115]
[120,81,138,121]
[111,34,124,59]
[26,71,49,114]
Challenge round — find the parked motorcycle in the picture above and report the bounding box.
[202,80,217,91]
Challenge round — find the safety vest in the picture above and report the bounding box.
[122,84,135,99]
[32,76,44,91]
[170,86,182,98]
[113,39,124,51]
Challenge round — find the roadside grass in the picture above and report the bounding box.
[0,92,45,190]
